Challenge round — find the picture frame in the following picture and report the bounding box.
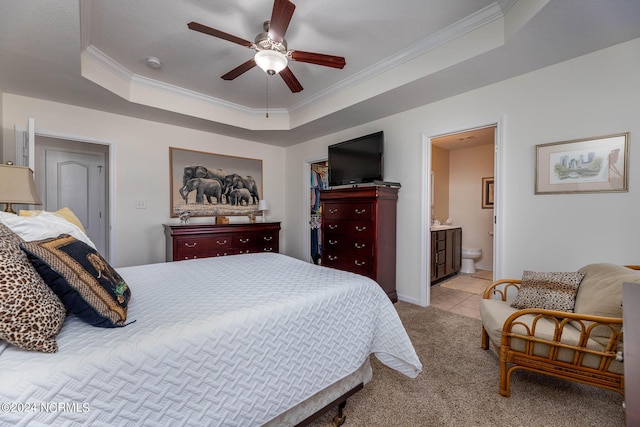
[535,133,629,194]
[482,177,494,209]
[169,147,263,218]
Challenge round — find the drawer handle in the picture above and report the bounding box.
[263,247,273,252]
[216,240,228,245]
[355,226,367,232]
[329,208,338,214]
[240,238,250,243]
[355,243,366,249]
[263,236,273,241]
[355,209,366,214]
[328,255,338,261]
[328,239,338,245]
[355,260,366,266]
[184,256,197,260]
[184,242,197,248]
[328,224,338,230]
[216,253,227,257]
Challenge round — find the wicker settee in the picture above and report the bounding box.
[480,263,640,397]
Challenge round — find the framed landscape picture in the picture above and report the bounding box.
[482,177,494,209]
[169,147,263,217]
[535,133,629,194]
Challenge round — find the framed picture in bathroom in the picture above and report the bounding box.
[535,132,629,194]
[482,177,494,209]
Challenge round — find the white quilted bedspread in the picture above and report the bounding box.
[0,253,421,426]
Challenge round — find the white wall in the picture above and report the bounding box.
[1,94,287,268]
[285,37,640,304]
[449,144,494,271]
[3,38,639,303]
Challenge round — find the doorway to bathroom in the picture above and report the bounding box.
[426,124,498,306]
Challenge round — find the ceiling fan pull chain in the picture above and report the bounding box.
[266,76,270,118]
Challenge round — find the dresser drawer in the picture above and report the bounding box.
[324,236,373,257]
[234,233,256,254]
[323,220,374,240]
[323,202,374,221]
[323,254,374,277]
[174,235,233,259]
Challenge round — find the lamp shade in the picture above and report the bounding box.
[0,165,41,205]
[254,50,288,75]
[258,200,270,211]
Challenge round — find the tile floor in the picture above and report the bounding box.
[429,270,493,319]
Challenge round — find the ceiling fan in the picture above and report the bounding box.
[187,0,346,93]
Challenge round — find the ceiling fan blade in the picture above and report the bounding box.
[268,0,296,43]
[279,67,303,93]
[221,59,257,80]
[188,22,253,48]
[291,50,346,69]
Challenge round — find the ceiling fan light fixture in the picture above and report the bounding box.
[254,50,287,75]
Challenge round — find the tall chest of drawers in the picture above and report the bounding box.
[163,222,280,261]
[320,186,399,302]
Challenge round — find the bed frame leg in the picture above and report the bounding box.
[332,400,347,427]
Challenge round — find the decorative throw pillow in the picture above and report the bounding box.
[511,270,586,312]
[21,234,131,328]
[0,210,95,248]
[0,223,66,352]
[19,207,87,233]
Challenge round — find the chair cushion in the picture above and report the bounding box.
[0,223,66,352]
[572,263,640,345]
[510,270,585,312]
[21,234,131,328]
[480,298,622,374]
[574,263,640,317]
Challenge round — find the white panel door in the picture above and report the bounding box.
[44,149,106,255]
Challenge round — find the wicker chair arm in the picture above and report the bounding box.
[482,279,521,301]
[501,308,623,352]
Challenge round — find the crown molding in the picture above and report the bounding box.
[78,0,515,130]
[289,2,505,115]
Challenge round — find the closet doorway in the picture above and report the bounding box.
[309,161,328,265]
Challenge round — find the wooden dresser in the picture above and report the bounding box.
[320,186,399,302]
[163,222,280,261]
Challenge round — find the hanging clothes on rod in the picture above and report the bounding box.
[310,163,328,264]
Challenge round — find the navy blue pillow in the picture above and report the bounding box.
[21,235,131,328]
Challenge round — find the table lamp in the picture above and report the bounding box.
[258,200,270,222]
[0,164,41,214]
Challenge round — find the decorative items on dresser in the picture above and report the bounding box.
[430,226,462,283]
[164,222,280,261]
[320,186,399,302]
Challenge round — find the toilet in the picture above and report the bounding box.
[460,248,482,274]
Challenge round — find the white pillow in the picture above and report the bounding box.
[0,211,96,249]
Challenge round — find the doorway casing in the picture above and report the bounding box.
[421,118,504,307]
[14,124,116,263]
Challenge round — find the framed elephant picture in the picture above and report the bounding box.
[169,147,263,218]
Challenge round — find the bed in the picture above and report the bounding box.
[0,247,421,426]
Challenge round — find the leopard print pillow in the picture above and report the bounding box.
[0,223,66,352]
[511,270,586,312]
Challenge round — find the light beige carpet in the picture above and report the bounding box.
[439,274,491,295]
[307,303,624,427]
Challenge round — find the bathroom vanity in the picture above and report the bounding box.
[430,226,462,283]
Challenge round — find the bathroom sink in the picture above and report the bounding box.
[430,224,455,231]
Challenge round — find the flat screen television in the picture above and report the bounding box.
[328,131,384,187]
